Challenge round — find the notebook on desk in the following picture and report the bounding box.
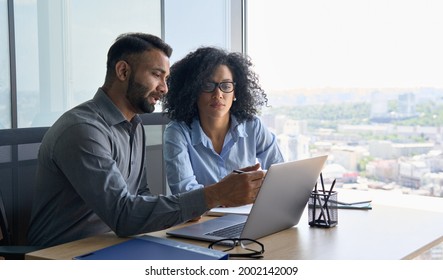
[73,235,228,260]
[167,155,328,242]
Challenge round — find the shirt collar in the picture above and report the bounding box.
[93,88,129,127]
[190,115,248,146]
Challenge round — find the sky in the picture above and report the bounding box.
[247,0,443,90]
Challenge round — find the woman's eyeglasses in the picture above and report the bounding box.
[202,81,236,93]
[208,238,264,259]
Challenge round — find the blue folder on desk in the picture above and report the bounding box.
[73,235,228,260]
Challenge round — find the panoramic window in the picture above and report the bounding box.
[12,0,161,128]
[164,0,236,62]
[247,0,443,197]
[0,0,10,129]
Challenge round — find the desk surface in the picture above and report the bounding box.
[26,190,443,260]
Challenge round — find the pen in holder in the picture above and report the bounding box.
[308,173,338,228]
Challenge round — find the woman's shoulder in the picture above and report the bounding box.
[165,120,189,130]
[164,120,195,138]
[240,115,265,128]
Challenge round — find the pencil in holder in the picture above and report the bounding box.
[308,190,338,228]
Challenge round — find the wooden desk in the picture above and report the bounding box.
[26,190,443,260]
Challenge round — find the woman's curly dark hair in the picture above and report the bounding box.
[163,46,268,126]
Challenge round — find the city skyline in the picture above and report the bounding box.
[256,83,443,198]
[263,86,443,108]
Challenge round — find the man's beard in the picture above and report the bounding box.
[126,74,155,114]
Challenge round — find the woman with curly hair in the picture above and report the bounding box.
[163,47,284,195]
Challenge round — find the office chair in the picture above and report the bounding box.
[0,127,50,259]
[0,193,45,260]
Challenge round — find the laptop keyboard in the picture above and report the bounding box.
[205,222,245,238]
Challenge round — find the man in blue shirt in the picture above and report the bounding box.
[27,33,264,247]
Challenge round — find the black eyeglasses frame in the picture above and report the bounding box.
[208,238,265,259]
[202,81,236,93]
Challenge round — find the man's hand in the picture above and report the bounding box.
[236,163,261,173]
[204,163,265,209]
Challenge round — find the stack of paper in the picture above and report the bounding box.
[207,204,253,216]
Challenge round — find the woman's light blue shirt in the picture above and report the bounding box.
[164,115,284,194]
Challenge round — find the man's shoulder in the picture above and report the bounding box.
[57,101,105,127]
[45,102,110,142]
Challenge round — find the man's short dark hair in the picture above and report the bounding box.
[105,32,172,79]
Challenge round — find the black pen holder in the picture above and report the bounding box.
[308,191,338,228]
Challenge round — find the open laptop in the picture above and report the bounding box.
[167,155,328,242]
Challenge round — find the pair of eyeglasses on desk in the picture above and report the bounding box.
[208,238,265,259]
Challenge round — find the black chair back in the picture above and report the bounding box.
[0,192,12,245]
[0,127,49,245]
